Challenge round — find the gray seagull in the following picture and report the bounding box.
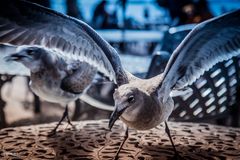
[0,0,240,159]
[4,45,98,134]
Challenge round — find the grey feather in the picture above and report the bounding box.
[0,0,128,85]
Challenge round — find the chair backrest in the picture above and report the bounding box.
[146,51,170,78]
[171,57,240,122]
[147,24,240,123]
[154,24,196,53]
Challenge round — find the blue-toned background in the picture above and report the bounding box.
[50,0,240,25]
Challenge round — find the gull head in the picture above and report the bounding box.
[5,46,54,73]
[109,82,164,130]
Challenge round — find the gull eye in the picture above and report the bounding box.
[27,49,34,55]
[127,95,135,103]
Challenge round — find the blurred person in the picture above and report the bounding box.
[156,0,193,25]
[108,9,119,29]
[156,0,213,25]
[92,0,108,28]
[66,0,84,20]
[184,0,213,24]
[118,0,127,28]
[92,0,119,29]
[195,0,213,21]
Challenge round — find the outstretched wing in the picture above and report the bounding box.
[158,9,240,103]
[0,0,128,85]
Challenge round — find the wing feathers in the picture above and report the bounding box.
[177,33,240,89]
[158,9,240,102]
[0,0,127,84]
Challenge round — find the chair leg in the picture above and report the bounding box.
[231,104,240,127]
[231,87,240,127]
[33,94,41,114]
[0,76,7,129]
[72,99,81,121]
[216,118,228,126]
[0,99,6,129]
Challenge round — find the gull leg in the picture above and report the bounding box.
[113,126,129,160]
[66,105,73,126]
[49,105,71,135]
[165,121,181,159]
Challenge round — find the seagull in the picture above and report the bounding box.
[0,0,240,159]
[0,44,115,133]
[108,10,240,159]
[0,2,116,135]
[4,46,97,134]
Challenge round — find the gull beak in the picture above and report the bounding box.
[4,53,26,62]
[108,105,128,130]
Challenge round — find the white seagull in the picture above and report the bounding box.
[0,0,240,159]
